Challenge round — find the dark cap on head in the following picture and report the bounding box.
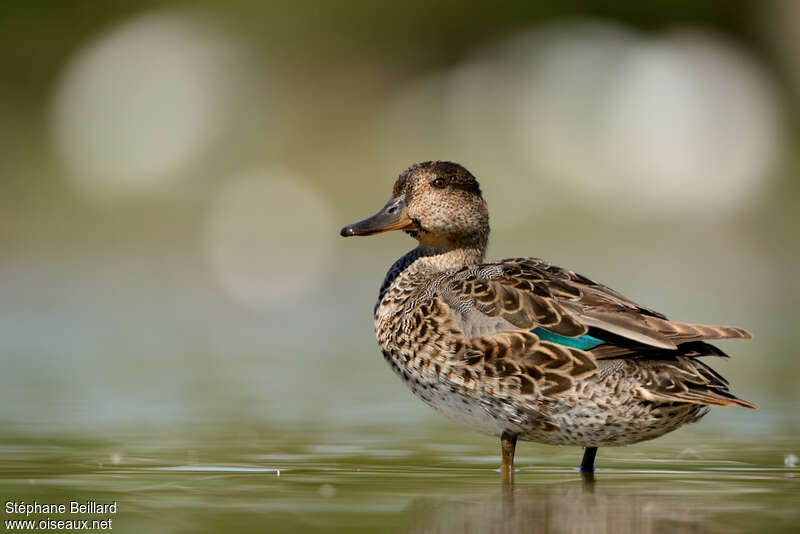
[393,161,482,198]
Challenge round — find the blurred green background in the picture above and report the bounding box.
[1,0,799,438]
[2,2,800,533]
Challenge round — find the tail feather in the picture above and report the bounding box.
[639,387,759,409]
[635,356,759,410]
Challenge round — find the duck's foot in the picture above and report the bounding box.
[580,446,598,472]
[500,432,517,485]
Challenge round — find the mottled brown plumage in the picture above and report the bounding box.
[341,161,756,481]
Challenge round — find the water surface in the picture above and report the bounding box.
[2,424,797,533]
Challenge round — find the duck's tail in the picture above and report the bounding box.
[632,351,759,410]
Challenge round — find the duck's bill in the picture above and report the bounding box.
[340,197,415,237]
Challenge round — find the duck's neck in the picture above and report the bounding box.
[377,244,485,304]
[411,245,485,273]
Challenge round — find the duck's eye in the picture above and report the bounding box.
[431,178,446,189]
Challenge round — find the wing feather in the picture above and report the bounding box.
[440,257,750,350]
[428,257,754,407]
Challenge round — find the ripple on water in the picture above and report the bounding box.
[0,428,798,533]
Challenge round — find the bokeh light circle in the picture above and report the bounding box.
[510,23,781,216]
[51,10,246,198]
[206,169,336,312]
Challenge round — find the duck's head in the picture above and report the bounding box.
[340,161,489,249]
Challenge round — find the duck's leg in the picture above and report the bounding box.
[500,431,517,484]
[580,446,598,472]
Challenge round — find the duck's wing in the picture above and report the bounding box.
[431,257,755,407]
[439,257,751,354]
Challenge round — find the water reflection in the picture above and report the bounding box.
[407,475,719,534]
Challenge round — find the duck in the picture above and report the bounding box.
[340,161,756,483]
